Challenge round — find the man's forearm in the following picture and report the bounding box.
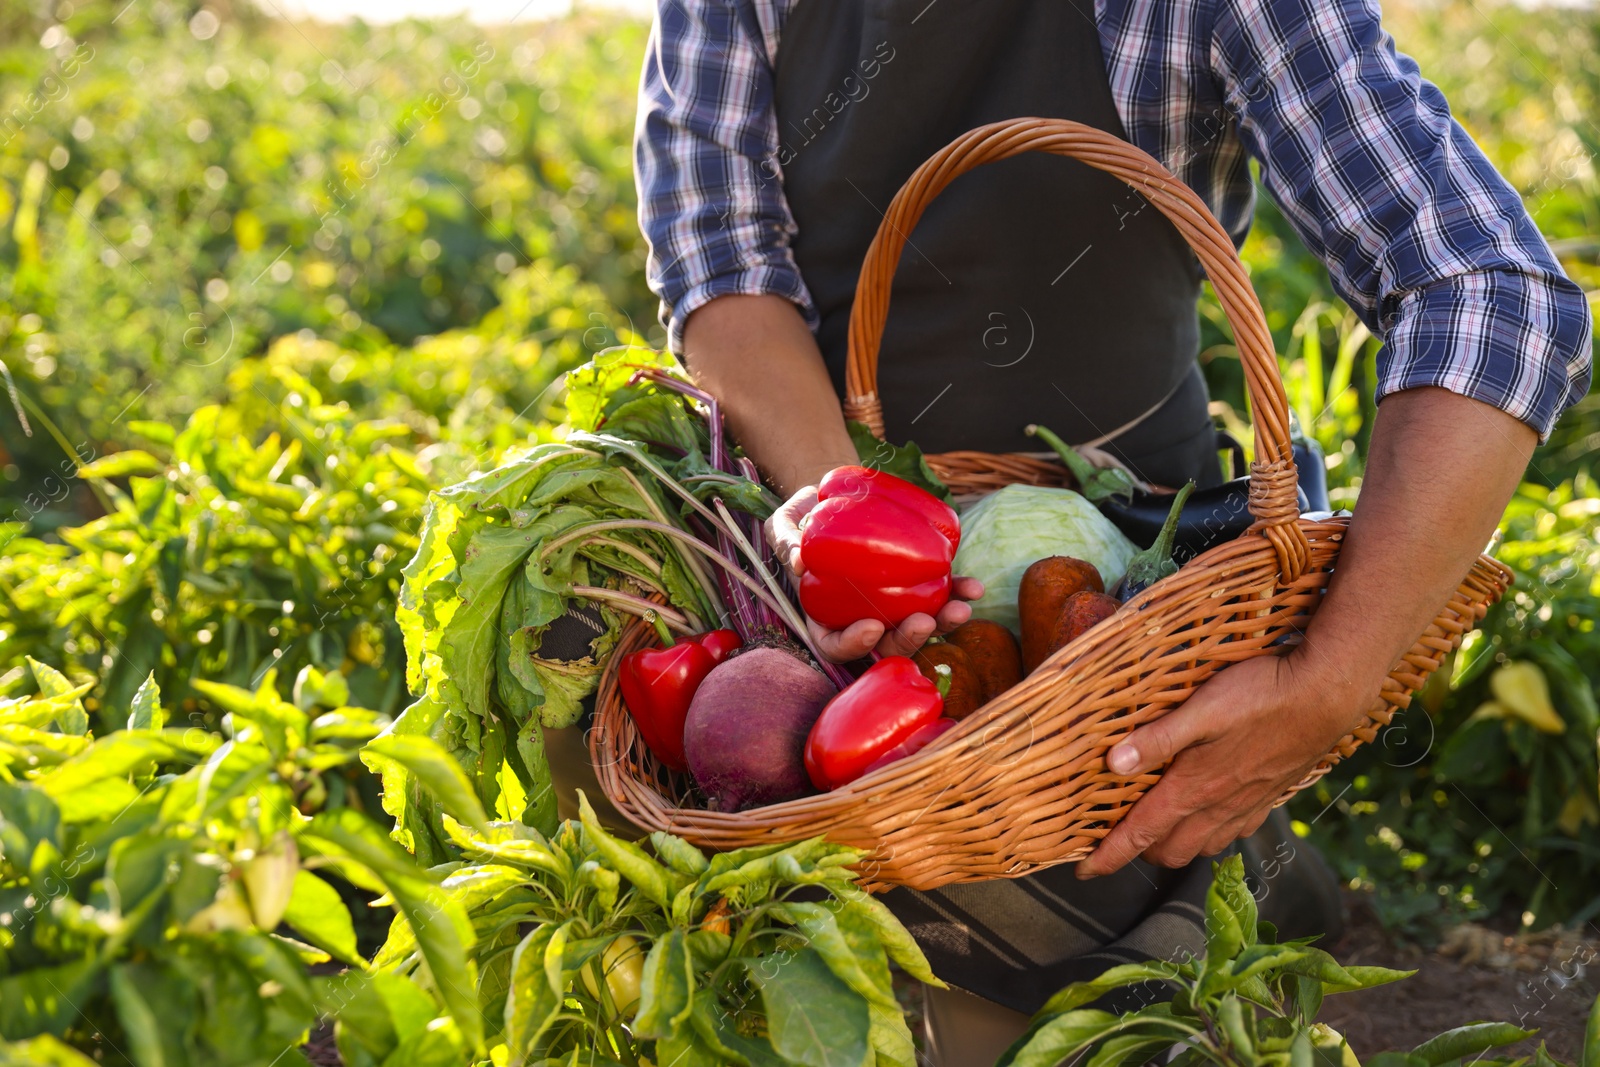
[680,294,857,495]
[1291,386,1536,722]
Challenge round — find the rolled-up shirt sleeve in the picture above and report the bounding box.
[634,0,816,352]
[1210,0,1592,438]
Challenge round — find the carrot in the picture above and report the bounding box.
[912,642,985,720]
[944,619,1022,703]
[1018,556,1103,672]
[1041,590,1121,667]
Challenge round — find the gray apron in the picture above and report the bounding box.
[772,0,1217,486]
[765,0,1329,1014]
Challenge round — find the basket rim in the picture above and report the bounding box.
[590,515,1512,831]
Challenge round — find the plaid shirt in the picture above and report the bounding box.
[635,0,1592,438]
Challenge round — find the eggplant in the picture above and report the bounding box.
[1117,481,1194,600]
[1032,426,1327,566]
[1099,438,1318,565]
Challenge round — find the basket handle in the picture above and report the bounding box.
[844,117,1310,581]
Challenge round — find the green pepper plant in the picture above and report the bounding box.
[999,855,1599,1067]
[1295,475,1600,934]
[0,659,485,1064]
[358,791,938,1067]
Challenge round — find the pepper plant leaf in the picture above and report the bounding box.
[747,946,871,1067]
[1410,1023,1538,1064]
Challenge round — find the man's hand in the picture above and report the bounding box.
[767,484,983,661]
[1075,651,1376,877]
[1077,386,1536,878]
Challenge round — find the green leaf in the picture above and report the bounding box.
[437,522,538,727]
[700,837,837,895]
[1335,965,1416,992]
[1086,1032,1188,1067]
[363,732,489,832]
[994,1009,1131,1067]
[503,924,562,1063]
[774,901,898,1010]
[283,870,362,965]
[1583,992,1599,1067]
[0,959,98,1041]
[650,830,710,878]
[847,422,951,501]
[300,806,438,883]
[0,1035,101,1066]
[1535,1042,1566,1067]
[831,883,943,987]
[315,970,437,1064]
[688,988,789,1067]
[105,831,184,915]
[110,964,169,1067]
[1218,994,1256,1055]
[24,659,88,736]
[1292,973,1324,1025]
[577,792,685,911]
[300,809,481,1050]
[0,782,60,866]
[125,420,175,446]
[1411,1023,1538,1064]
[384,875,481,1053]
[1036,962,1181,1015]
[748,947,871,1067]
[382,1019,473,1066]
[868,1000,919,1067]
[78,450,166,479]
[127,673,165,731]
[439,815,567,879]
[562,348,682,433]
[634,930,695,1040]
[1368,1055,1429,1067]
[1200,942,1313,1000]
[34,731,211,807]
[1203,855,1256,975]
[25,659,82,700]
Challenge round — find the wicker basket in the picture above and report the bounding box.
[591,118,1512,891]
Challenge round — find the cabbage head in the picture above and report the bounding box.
[953,484,1139,632]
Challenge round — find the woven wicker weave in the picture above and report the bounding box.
[591,118,1511,891]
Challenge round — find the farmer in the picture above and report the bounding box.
[626,0,1593,1058]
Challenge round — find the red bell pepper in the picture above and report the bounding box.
[618,613,741,771]
[816,466,961,549]
[804,656,954,790]
[798,466,960,631]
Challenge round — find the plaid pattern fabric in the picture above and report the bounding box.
[635,0,1592,438]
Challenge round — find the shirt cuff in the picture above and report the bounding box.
[1375,270,1594,441]
[663,263,820,355]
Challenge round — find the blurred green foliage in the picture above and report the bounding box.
[0,0,1595,944]
[0,3,652,525]
[1295,477,1600,938]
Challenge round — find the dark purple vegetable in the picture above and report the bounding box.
[1117,481,1194,601]
[683,646,838,811]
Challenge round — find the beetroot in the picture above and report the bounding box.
[683,647,837,812]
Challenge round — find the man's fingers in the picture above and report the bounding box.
[1146,803,1247,867]
[1198,807,1270,859]
[878,613,937,658]
[1105,702,1214,776]
[764,485,819,576]
[933,599,972,635]
[811,617,883,662]
[1076,776,1190,878]
[951,577,985,602]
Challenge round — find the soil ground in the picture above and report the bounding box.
[1317,894,1598,1060]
